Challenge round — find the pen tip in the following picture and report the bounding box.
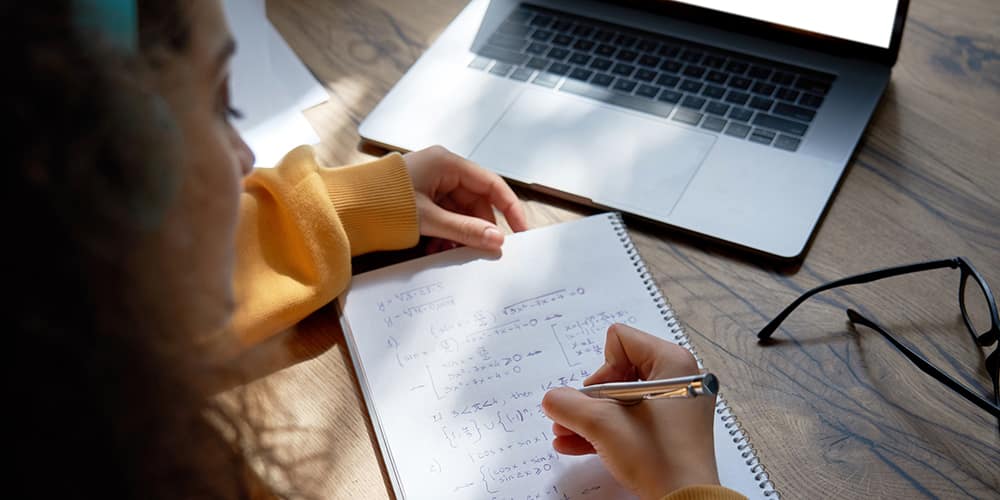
[704,373,719,395]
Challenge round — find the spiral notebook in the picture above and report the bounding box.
[338,213,777,499]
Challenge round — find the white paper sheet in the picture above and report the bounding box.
[223,0,328,167]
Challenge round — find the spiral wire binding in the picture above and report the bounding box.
[607,212,780,499]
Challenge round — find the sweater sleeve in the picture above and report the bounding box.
[230,145,419,347]
[661,485,748,500]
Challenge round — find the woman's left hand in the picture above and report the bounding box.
[404,145,529,251]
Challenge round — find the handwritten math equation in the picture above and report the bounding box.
[371,280,641,499]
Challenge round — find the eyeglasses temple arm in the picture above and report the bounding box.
[757,258,960,341]
[847,309,1000,418]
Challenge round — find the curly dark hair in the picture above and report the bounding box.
[6,2,288,498]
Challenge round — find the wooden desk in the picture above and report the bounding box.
[238,1,1000,497]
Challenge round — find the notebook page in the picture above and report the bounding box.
[339,213,770,499]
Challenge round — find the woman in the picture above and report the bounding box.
[9,1,739,498]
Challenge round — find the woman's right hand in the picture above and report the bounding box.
[541,323,720,500]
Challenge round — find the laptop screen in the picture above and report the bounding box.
[665,0,900,49]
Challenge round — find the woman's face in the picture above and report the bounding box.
[149,0,253,339]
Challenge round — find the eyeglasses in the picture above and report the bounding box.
[757,257,1000,424]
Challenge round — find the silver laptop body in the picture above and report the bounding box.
[359,0,910,260]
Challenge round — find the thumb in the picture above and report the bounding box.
[542,387,618,445]
[418,198,504,250]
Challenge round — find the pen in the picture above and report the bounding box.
[578,373,719,403]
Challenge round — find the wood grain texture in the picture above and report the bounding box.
[232,1,1000,498]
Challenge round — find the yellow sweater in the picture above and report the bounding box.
[230,146,746,500]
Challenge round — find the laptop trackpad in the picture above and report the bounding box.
[470,88,715,219]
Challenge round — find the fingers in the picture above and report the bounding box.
[552,434,596,455]
[415,146,529,233]
[583,323,699,385]
[541,387,618,450]
[451,159,528,232]
[416,195,505,251]
[586,324,699,385]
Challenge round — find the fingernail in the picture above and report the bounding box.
[482,226,503,246]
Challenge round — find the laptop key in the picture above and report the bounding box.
[489,62,514,76]
[660,60,682,73]
[702,85,726,99]
[749,96,774,111]
[547,47,570,61]
[612,63,636,77]
[559,79,675,118]
[467,56,491,70]
[657,89,683,104]
[749,128,776,145]
[706,70,728,84]
[532,72,561,88]
[572,25,594,37]
[596,44,616,56]
[799,93,824,108]
[705,101,730,116]
[658,44,680,58]
[636,84,659,98]
[526,42,548,55]
[775,87,800,102]
[771,71,795,85]
[527,57,549,70]
[748,66,772,79]
[724,91,750,105]
[752,113,808,136]
[725,60,748,74]
[569,68,594,81]
[530,30,554,42]
[673,108,703,125]
[509,67,535,81]
[701,116,727,132]
[752,81,776,96]
[591,73,614,87]
[728,107,753,122]
[683,65,707,78]
[728,76,752,90]
[657,74,679,88]
[616,49,639,63]
[594,29,615,42]
[724,122,751,138]
[703,55,726,69]
[613,79,638,93]
[568,52,592,65]
[552,20,573,33]
[548,62,572,75]
[774,134,802,152]
[680,50,703,63]
[635,68,657,82]
[573,39,595,51]
[529,15,553,28]
[552,34,573,46]
[590,57,613,71]
[681,95,706,110]
[636,39,658,53]
[614,34,638,48]
[679,79,703,92]
[773,102,816,122]
[477,45,528,65]
[638,54,661,68]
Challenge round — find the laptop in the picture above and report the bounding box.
[358,0,910,261]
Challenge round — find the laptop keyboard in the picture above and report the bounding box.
[467,3,836,152]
